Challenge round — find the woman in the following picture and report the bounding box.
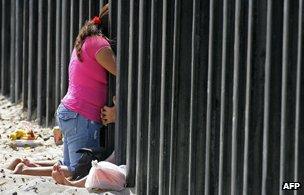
[8,4,116,178]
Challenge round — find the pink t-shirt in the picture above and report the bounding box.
[61,35,110,122]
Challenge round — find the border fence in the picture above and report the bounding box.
[1,0,304,195]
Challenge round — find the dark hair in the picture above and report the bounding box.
[75,4,109,61]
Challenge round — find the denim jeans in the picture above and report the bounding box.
[56,103,101,173]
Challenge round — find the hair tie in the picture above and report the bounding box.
[92,16,102,25]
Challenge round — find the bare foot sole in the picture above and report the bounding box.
[22,159,41,167]
[52,170,66,185]
[13,163,26,174]
[7,158,22,170]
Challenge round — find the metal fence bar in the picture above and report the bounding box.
[0,0,1,89]
[218,0,228,194]
[174,0,194,193]
[22,0,29,109]
[37,0,48,125]
[115,0,129,165]
[135,0,150,193]
[104,0,115,153]
[79,0,89,30]
[46,0,56,126]
[28,0,38,120]
[279,1,290,195]
[168,0,179,194]
[10,0,16,102]
[60,0,70,99]
[242,0,253,194]
[0,1,1,89]
[294,1,303,194]
[15,0,23,103]
[262,0,272,194]
[204,0,215,194]
[188,0,199,193]
[159,0,174,194]
[126,0,139,187]
[146,0,162,194]
[1,0,10,96]
[54,0,61,112]
[231,0,241,194]
[70,0,79,53]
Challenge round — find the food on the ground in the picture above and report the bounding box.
[9,129,36,140]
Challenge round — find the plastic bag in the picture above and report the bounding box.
[85,160,126,191]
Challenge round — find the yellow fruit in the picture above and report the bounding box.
[15,129,27,139]
[10,132,17,140]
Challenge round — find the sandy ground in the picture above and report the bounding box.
[0,95,134,195]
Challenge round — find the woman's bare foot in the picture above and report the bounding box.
[7,158,40,171]
[7,158,22,170]
[52,170,66,185]
[13,163,26,174]
[22,158,40,167]
[52,165,72,186]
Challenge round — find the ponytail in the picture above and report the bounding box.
[74,4,109,61]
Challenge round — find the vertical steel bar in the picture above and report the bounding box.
[37,0,48,125]
[106,0,116,156]
[218,0,228,194]
[115,0,129,165]
[242,0,253,194]
[126,0,139,187]
[136,0,144,187]
[174,0,193,192]
[159,0,167,194]
[231,0,241,194]
[294,1,302,194]
[37,0,42,124]
[204,0,214,194]
[79,0,83,29]
[28,0,38,120]
[22,0,29,109]
[10,0,15,101]
[262,0,272,194]
[168,0,180,194]
[1,0,10,95]
[188,0,199,194]
[88,0,92,17]
[15,0,23,102]
[70,0,79,53]
[55,0,61,111]
[0,0,1,89]
[60,0,70,99]
[279,0,289,194]
[135,0,150,193]
[147,0,162,194]
[79,0,89,30]
[46,0,56,126]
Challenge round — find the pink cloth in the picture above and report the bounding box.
[62,35,110,122]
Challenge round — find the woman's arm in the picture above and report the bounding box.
[96,47,117,76]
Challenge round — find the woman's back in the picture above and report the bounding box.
[62,35,110,122]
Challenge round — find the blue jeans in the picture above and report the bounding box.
[56,103,101,173]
